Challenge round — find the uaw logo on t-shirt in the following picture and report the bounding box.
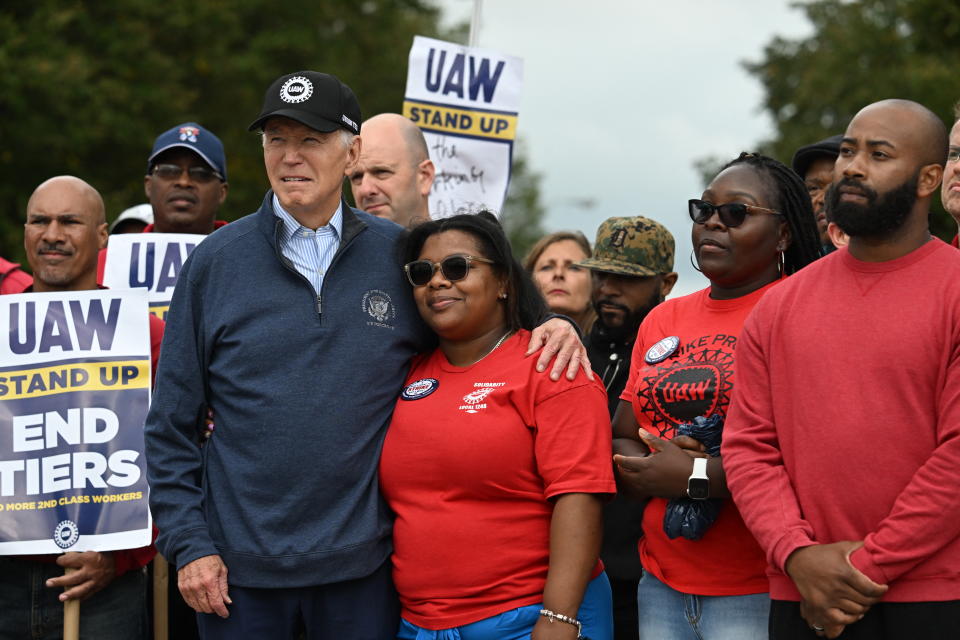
[636,339,734,438]
[362,289,395,329]
[458,382,505,413]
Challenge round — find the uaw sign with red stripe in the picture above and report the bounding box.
[403,35,524,219]
[0,290,152,554]
[102,233,206,321]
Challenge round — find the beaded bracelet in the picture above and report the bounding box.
[539,608,583,638]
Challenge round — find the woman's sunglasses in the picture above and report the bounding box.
[404,254,494,287]
[688,199,782,227]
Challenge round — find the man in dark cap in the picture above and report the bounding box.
[792,134,843,253]
[96,122,230,283]
[144,70,585,640]
[578,215,676,640]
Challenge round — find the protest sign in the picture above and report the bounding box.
[403,35,523,218]
[0,289,152,554]
[101,233,206,320]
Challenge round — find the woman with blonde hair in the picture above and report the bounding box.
[524,231,596,333]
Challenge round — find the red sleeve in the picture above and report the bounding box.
[0,264,32,294]
[534,381,616,499]
[848,331,960,584]
[149,314,165,384]
[96,248,107,286]
[115,316,165,575]
[721,308,816,573]
[112,525,158,576]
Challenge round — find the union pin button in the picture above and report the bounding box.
[645,336,679,364]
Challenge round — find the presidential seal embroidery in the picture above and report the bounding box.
[362,290,395,328]
[645,336,680,364]
[401,378,439,400]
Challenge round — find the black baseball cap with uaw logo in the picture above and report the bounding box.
[248,71,361,135]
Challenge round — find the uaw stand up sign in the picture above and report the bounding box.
[0,290,152,555]
[404,35,524,219]
[102,233,206,321]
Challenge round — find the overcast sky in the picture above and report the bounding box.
[432,0,814,296]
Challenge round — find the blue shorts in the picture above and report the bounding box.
[397,571,613,640]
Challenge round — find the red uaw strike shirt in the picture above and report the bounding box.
[380,330,615,629]
[621,283,777,596]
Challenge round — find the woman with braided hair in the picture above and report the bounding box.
[611,152,821,639]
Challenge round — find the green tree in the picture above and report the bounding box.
[743,0,960,239]
[0,0,444,263]
[500,141,546,257]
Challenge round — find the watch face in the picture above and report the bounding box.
[687,478,709,500]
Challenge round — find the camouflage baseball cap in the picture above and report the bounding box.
[578,216,675,276]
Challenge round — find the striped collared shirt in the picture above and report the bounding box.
[273,194,343,299]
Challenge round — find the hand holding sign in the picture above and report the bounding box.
[47,550,116,601]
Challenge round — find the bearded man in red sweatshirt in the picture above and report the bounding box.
[723,99,959,640]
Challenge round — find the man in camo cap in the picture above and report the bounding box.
[578,215,676,640]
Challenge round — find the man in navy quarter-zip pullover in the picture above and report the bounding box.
[144,71,587,640]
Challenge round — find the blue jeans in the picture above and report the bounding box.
[636,573,767,640]
[0,556,147,640]
[397,572,613,640]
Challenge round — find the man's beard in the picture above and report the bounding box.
[593,288,663,342]
[826,173,918,238]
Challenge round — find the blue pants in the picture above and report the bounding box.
[636,572,768,640]
[0,556,147,640]
[197,560,398,640]
[397,572,613,640]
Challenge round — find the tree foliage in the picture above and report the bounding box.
[0,1,547,267]
[501,141,546,257]
[744,0,960,238]
[0,0,443,262]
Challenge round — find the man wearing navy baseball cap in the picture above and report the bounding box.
[145,70,586,640]
[143,122,229,235]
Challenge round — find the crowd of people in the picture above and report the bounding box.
[1,65,959,640]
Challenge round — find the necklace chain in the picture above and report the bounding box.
[467,329,513,366]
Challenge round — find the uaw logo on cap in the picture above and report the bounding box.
[178,126,199,143]
[280,76,314,104]
[401,378,439,400]
[645,336,680,364]
[53,520,80,549]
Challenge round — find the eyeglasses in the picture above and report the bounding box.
[688,199,782,227]
[151,163,223,183]
[404,254,495,287]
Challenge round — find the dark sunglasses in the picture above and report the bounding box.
[151,163,223,183]
[404,254,495,287]
[688,199,781,227]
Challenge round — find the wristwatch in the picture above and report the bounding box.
[686,457,709,500]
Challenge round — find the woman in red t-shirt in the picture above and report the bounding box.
[611,153,822,639]
[380,212,616,640]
